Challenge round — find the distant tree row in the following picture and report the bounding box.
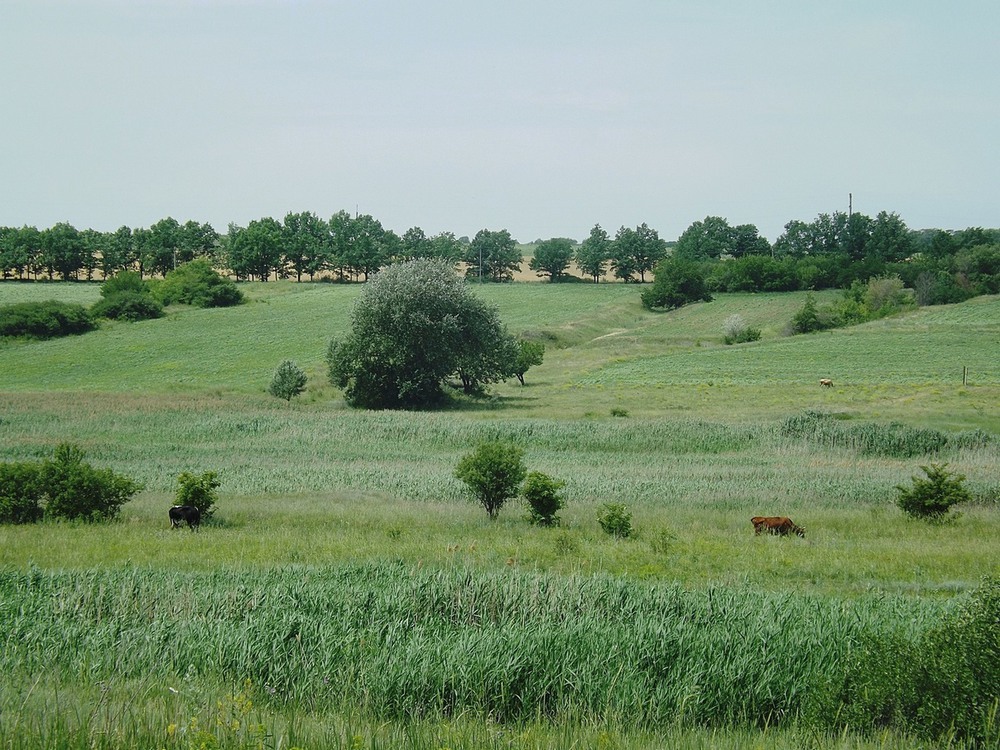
[2,210,997,302]
[0,218,218,281]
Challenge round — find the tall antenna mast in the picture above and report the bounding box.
[848,193,853,218]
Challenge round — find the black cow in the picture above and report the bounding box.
[169,505,201,530]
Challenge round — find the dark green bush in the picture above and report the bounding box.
[597,502,633,538]
[896,463,971,520]
[175,471,220,520]
[640,258,713,311]
[90,291,164,321]
[454,441,526,520]
[268,360,308,402]
[155,258,243,308]
[522,471,565,526]
[0,300,95,339]
[0,462,44,524]
[40,443,142,521]
[833,577,999,745]
[100,270,147,298]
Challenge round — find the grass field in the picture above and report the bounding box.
[1,280,998,748]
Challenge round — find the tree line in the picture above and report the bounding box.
[1,210,997,303]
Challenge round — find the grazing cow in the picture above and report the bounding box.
[819,378,834,388]
[751,516,805,538]
[169,505,201,531]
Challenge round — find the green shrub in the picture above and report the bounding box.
[90,290,165,321]
[99,270,147,298]
[597,502,633,538]
[721,314,762,345]
[155,258,243,308]
[39,443,142,521]
[0,462,44,524]
[913,576,1000,744]
[790,294,826,334]
[640,257,713,311]
[175,471,220,520]
[454,441,526,520]
[833,577,999,744]
[522,471,565,526]
[896,463,971,520]
[268,360,307,402]
[0,300,95,339]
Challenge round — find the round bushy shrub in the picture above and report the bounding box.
[268,360,308,402]
[0,462,44,524]
[175,471,220,521]
[597,502,633,538]
[896,463,970,520]
[721,314,762,345]
[522,471,565,526]
[0,300,95,339]
[40,443,142,521]
[90,291,164,321]
[156,259,243,308]
[454,441,526,520]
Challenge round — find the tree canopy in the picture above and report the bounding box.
[640,257,713,311]
[529,238,575,281]
[326,258,518,409]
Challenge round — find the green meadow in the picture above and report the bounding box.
[0,281,998,749]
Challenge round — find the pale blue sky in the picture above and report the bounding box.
[1,0,997,242]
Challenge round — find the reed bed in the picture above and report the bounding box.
[5,564,991,746]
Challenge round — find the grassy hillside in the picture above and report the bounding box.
[1,281,998,749]
[2,281,996,429]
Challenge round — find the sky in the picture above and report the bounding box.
[1,0,997,243]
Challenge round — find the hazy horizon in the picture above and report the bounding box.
[2,1,997,243]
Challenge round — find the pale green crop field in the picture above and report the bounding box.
[1,280,998,749]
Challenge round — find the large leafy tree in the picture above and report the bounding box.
[640,257,713,310]
[730,224,771,258]
[465,229,522,282]
[576,224,611,282]
[327,258,518,409]
[529,237,575,281]
[41,222,85,281]
[674,216,735,261]
[227,217,283,281]
[143,217,182,277]
[400,226,433,261]
[868,211,912,263]
[282,211,328,281]
[610,226,640,282]
[0,225,42,280]
[343,213,391,281]
[429,231,465,267]
[610,223,666,282]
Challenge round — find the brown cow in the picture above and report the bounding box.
[819,378,834,388]
[751,516,805,538]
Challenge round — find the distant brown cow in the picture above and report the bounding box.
[751,516,805,538]
[819,378,834,388]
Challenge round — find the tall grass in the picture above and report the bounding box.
[1,565,995,746]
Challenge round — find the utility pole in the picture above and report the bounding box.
[849,192,853,218]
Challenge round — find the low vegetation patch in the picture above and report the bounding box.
[1,566,994,745]
[0,443,141,523]
[153,258,244,308]
[0,299,94,339]
[90,271,163,322]
[896,463,971,521]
